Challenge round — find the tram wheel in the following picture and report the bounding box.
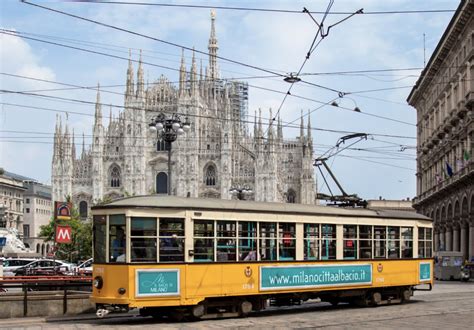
[371,292,382,306]
[239,300,253,317]
[327,298,339,306]
[401,288,411,302]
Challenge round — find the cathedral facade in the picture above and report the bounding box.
[51,13,316,215]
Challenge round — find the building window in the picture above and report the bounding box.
[23,225,30,238]
[26,208,30,213]
[109,165,121,188]
[156,172,168,194]
[79,201,88,219]
[26,198,30,204]
[205,165,217,186]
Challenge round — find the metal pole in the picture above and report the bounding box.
[168,143,172,195]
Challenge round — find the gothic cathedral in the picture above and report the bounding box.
[51,12,316,214]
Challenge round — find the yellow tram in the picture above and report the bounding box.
[91,196,433,319]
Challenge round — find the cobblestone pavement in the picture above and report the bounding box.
[1,281,473,329]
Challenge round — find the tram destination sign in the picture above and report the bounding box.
[260,264,372,291]
[135,269,180,297]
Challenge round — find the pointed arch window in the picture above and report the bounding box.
[110,165,121,187]
[205,165,217,186]
[287,189,296,203]
[156,172,168,194]
[157,139,170,151]
[79,201,88,219]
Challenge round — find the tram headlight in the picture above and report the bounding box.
[93,276,104,289]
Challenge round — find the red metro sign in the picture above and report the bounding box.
[56,225,72,244]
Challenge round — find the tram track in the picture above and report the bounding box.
[39,291,474,327]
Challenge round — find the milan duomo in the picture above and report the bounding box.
[51,12,316,212]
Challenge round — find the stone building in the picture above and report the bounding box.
[407,0,474,261]
[0,170,27,236]
[23,181,53,256]
[51,11,317,212]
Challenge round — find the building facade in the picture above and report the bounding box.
[23,181,53,256]
[407,0,474,261]
[51,12,317,212]
[0,171,26,236]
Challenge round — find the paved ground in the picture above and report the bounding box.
[1,281,473,329]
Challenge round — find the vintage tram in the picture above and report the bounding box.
[91,196,433,319]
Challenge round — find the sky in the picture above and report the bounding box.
[0,0,459,201]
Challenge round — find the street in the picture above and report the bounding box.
[1,281,473,329]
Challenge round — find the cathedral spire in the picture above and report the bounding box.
[190,47,198,95]
[208,10,219,80]
[307,110,312,140]
[253,109,257,138]
[258,108,262,137]
[268,108,274,141]
[71,129,76,160]
[277,114,283,139]
[179,48,186,95]
[300,110,304,140]
[94,83,102,126]
[81,133,86,159]
[136,49,145,99]
[126,49,135,98]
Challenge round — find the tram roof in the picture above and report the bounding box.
[92,195,431,221]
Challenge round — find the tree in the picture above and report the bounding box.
[39,204,92,263]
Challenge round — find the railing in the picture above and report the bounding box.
[0,276,92,317]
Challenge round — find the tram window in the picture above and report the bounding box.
[343,225,357,259]
[418,228,433,258]
[194,220,214,261]
[304,224,320,260]
[109,215,126,263]
[374,226,386,259]
[131,217,157,236]
[387,227,400,259]
[93,215,106,263]
[159,218,184,262]
[321,224,336,260]
[217,221,236,261]
[260,223,277,261]
[401,227,413,258]
[131,238,157,262]
[358,225,372,259]
[130,217,157,262]
[238,222,257,261]
[279,223,295,260]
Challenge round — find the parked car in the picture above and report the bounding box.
[73,258,93,276]
[2,258,38,277]
[14,259,74,276]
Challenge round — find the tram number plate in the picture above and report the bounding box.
[260,264,372,291]
[135,269,180,297]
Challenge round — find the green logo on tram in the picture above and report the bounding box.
[136,269,180,297]
[260,264,372,291]
[419,262,431,281]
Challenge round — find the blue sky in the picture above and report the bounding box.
[0,0,458,200]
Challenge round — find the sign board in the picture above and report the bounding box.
[56,225,72,244]
[55,201,72,221]
[135,269,180,297]
[0,237,6,247]
[419,261,431,282]
[260,264,372,291]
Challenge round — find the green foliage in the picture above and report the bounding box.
[39,203,92,263]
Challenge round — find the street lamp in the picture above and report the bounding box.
[149,113,191,195]
[230,185,253,200]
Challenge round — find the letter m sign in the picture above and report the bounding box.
[56,225,72,244]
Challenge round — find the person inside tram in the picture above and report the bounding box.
[112,227,126,262]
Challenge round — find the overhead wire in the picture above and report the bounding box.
[74,1,456,15]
